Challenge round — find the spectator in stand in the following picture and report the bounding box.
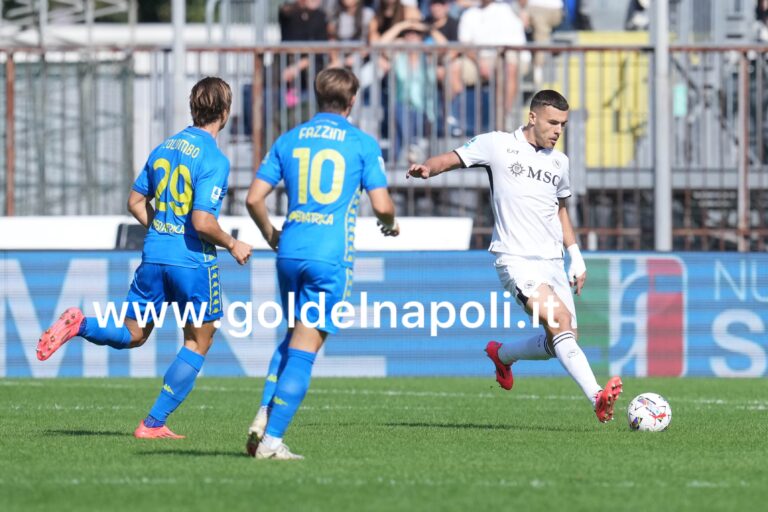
[427,0,462,135]
[427,0,459,41]
[368,0,422,154]
[328,0,376,68]
[278,0,329,118]
[378,20,446,162]
[328,0,375,42]
[518,0,563,85]
[369,0,422,43]
[457,0,527,125]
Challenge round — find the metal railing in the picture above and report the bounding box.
[1,43,767,250]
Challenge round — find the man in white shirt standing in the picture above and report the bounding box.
[519,0,564,84]
[406,90,623,423]
[456,0,527,121]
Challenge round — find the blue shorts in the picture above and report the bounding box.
[125,262,223,324]
[277,258,352,334]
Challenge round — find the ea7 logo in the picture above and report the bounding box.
[609,256,687,377]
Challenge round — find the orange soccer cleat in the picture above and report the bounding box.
[485,341,514,390]
[594,376,623,423]
[36,307,84,361]
[134,421,185,439]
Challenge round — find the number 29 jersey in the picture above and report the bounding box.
[256,112,388,268]
[132,126,230,268]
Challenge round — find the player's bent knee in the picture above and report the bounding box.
[125,320,153,348]
[128,337,149,349]
[546,312,573,334]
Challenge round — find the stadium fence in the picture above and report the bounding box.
[1,43,767,250]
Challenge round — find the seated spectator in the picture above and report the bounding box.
[518,0,564,84]
[457,0,527,125]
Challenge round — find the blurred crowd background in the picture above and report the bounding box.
[1,0,768,251]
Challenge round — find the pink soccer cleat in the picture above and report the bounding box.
[485,341,514,390]
[37,307,84,361]
[594,376,623,423]
[134,421,185,439]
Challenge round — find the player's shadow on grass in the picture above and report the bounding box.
[384,421,580,433]
[45,429,131,437]
[135,449,243,458]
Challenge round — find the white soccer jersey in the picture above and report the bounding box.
[454,127,571,259]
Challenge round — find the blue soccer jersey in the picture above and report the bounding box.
[256,112,388,267]
[132,126,230,268]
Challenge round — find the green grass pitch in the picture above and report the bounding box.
[2,377,767,511]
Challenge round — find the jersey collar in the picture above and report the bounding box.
[513,126,549,153]
[186,125,216,142]
[313,112,349,124]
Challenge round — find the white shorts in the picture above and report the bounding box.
[494,254,577,327]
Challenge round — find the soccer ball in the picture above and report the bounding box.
[627,393,672,432]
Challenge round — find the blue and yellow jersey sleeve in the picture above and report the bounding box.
[193,155,229,216]
[132,160,153,196]
[256,137,284,187]
[360,134,388,192]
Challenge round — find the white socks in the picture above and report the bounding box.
[498,333,552,364]
[552,331,602,406]
[262,434,283,450]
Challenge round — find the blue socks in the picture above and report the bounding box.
[78,317,132,349]
[264,348,316,438]
[261,333,291,408]
[145,347,205,427]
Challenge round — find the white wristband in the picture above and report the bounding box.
[566,244,586,279]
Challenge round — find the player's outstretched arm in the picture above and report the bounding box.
[559,198,586,295]
[406,151,462,180]
[191,210,252,265]
[245,178,281,251]
[127,190,155,228]
[368,188,400,237]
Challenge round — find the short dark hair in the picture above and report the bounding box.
[315,67,359,113]
[530,89,569,112]
[189,77,232,127]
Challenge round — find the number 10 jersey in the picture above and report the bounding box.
[256,112,388,268]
